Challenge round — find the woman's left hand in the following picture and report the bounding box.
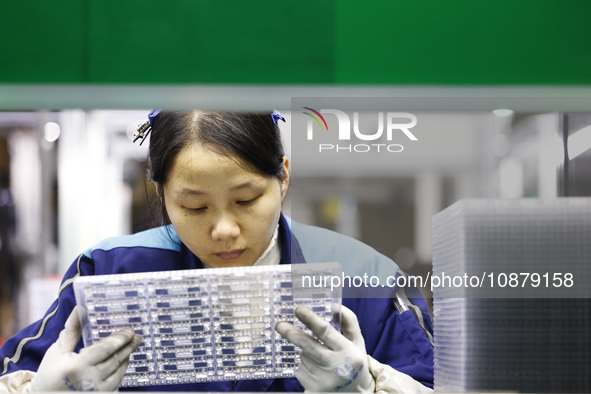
[23,306,141,392]
[276,305,375,392]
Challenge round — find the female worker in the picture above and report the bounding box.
[0,111,433,392]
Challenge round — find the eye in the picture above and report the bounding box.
[187,206,207,213]
[236,195,260,206]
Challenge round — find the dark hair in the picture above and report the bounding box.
[148,111,286,225]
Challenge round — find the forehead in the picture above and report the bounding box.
[167,143,264,188]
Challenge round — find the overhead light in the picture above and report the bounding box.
[44,122,61,142]
[568,125,591,160]
[492,109,514,118]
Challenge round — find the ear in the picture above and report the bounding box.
[279,156,290,200]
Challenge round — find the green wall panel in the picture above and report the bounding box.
[334,0,591,84]
[87,0,335,83]
[0,1,86,82]
[0,0,590,84]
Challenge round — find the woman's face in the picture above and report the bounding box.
[162,143,289,268]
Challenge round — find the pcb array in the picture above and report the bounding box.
[73,263,342,387]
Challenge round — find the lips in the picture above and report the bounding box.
[215,249,245,260]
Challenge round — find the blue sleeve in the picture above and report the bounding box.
[0,227,180,377]
[0,254,93,376]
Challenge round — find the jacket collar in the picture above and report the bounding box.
[279,213,306,265]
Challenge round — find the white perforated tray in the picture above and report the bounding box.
[73,263,342,387]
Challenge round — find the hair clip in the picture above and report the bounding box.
[133,109,161,146]
[271,110,285,126]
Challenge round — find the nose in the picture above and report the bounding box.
[211,213,240,242]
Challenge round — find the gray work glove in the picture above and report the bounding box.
[276,305,375,392]
[23,306,141,392]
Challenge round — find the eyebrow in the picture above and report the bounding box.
[230,181,260,191]
[178,181,260,196]
[179,189,205,196]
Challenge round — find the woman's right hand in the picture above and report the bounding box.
[24,306,141,392]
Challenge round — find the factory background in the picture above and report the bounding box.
[1,0,591,343]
